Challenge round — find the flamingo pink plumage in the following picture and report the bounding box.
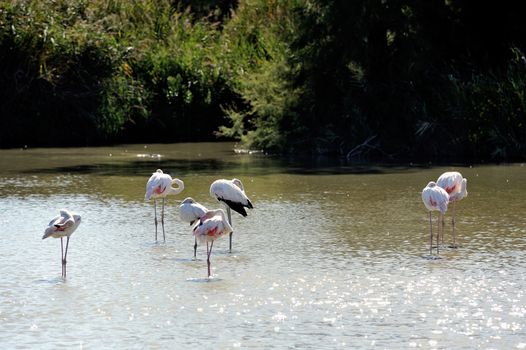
[422,182,449,255]
[42,209,82,278]
[210,178,253,252]
[145,169,184,242]
[193,209,233,278]
[437,171,468,246]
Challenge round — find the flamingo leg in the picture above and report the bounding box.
[441,214,445,244]
[429,211,433,255]
[227,207,232,253]
[154,199,158,242]
[60,237,64,278]
[63,236,70,279]
[436,213,440,255]
[161,198,166,243]
[207,240,214,278]
[452,201,456,247]
[194,237,198,259]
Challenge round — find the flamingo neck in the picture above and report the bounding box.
[218,209,233,231]
[232,178,244,191]
[168,179,184,195]
[450,178,467,201]
[460,178,467,198]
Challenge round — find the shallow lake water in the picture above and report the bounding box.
[0,143,525,349]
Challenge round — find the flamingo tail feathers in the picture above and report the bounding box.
[219,198,248,217]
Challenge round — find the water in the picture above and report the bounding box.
[0,143,525,349]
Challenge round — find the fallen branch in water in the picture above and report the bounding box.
[346,135,394,161]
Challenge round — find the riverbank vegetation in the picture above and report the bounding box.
[1,0,525,160]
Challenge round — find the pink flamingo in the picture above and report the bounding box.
[179,197,208,258]
[42,209,82,278]
[193,209,233,278]
[421,182,449,255]
[437,171,468,246]
[145,169,184,242]
[210,178,253,252]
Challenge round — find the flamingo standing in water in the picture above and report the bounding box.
[42,209,82,278]
[422,182,449,255]
[210,178,253,252]
[437,171,468,247]
[179,197,208,258]
[145,169,184,242]
[193,209,233,278]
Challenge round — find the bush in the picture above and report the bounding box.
[0,0,238,147]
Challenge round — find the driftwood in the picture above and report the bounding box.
[346,135,381,161]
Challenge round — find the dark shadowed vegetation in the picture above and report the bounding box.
[1,0,525,161]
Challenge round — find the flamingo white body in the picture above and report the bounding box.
[422,182,449,255]
[193,209,233,278]
[179,197,208,258]
[179,197,208,225]
[210,179,253,216]
[437,172,468,202]
[437,171,468,246]
[210,178,253,252]
[42,209,81,278]
[144,169,184,242]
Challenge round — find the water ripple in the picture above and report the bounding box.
[0,152,525,348]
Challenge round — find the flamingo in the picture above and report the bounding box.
[210,178,253,252]
[145,169,184,242]
[179,197,208,258]
[193,209,233,278]
[421,182,449,255]
[42,209,82,278]
[437,171,468,247]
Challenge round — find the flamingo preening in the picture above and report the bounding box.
[42,209,82,278]
[193,209,233,278]
[422,182,449,255]
[145,169,184,242]
[179,197,208,258]
[437,171,468,247]
[210,178,253,252]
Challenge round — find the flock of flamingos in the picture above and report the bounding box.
[42,169,466,279]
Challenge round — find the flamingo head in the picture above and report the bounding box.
[181,197,195,204]
[232,178,244,191]
[42,227,54,239]
[73,214,82,224]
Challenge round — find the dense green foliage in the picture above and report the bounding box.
[219,0,526,160]
[0,0,237,146]
[1,0,525,160]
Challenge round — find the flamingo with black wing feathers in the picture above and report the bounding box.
[210,178,253,252]
[193,209,233,278]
